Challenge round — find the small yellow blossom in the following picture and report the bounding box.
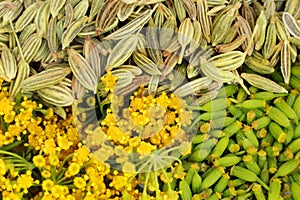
[136,141,156,155]
[101,71,117,92]
[33,155,46,168]
[66,162,81,177]
[42,179,54,191]
[74,177,86,189]
[16,171,34,193]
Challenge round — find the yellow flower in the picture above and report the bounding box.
[41,170,51,178]
[136,141,156,155]
[66,162,81,177]
[16,171,34,192]
[101,71,117,92]
[0,159,7,175]
[42,179,54,191]
[74,177,86,189]
[33,155,46,168]
[106,126,130,145]
[57,135,72,150]
[50,185,69,198]
[48,154,59,166]
[0,97,14,115]
[3,111,15,123]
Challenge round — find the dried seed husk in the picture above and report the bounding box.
[63,3,74,28]
[83,36,102,79]
[197,0,211,43]
[263,0,276,20]
[1,44,17,81]
[50,0,66,18]
[170,64,186,90]
[148,75,160,96]
[146,22,163,67]
[111,70,135,90]
[162,52,179,76]
[153,4,164,28]
[37,84,74,107]
[284,0,300,17]
[34,1,50,35]
[241,1,256,29]
[133,51,162,75]
[21,32,43,63]
[2,0,22,25]
[269,40,283,67]
[215,35,246,53]
[104,6,157,40]
[71,76,86,100]
[280,39,291,84]
[223,22,239,44]
[159,17,176,50]
[180,0,197,21]
[207,5,226,16]
[162,36,181,57]
[211,5,238,46]
[9,59,30,99]
[73,0,89,21]
[254,11,267,51]
[241,73,288,93]
[106,34,139,71]
[178,18,194,64]
[186,20,202,55]
[174,0,186,22]
[263,16,277,59]
[209,51,245,71]
[32,39,50,62]
[61,16,88,49]
[95,0,121,36]
[117,2,136,22]
[0,1,17,12]
[113,65,142,76]
[275,16,289,41]
[237,15,254,55]
[283,12,300,39]
[89,0,104,22]
[245,56,275,74]
[15,2,37,32]
[200,56,234,82]
[68,48,98,92]
[47,17,58,60]
[21,67,71,91]
[174,77,212,97]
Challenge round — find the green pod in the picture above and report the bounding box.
[286,90,299,107]
[211,117,236,129]
[290,75,300,91]
[243,126,259,147]
[252,116,271,130]
[261,133,275,147]
[179,180,192,200]
[268,122,287,143]
[252,108,265,118]
[237,87,248,103]
[267,106,291,128]
[223,121,243,137]
[293,95,300,118]
[243,155,261,175]
[268,178,281,200]
[294,123,300,139]
[230,166,269,190]
[252,184,266,200]
[214,174,230,193]
[190,139,216,162]
[252,91,288,101]
[211,136,229,159]
[288,138,300,153]
[268,157,278,174]
[214,156,241,167]
[228,105,244,118]
[274,97,298,121]
[185,167,198,185]
[291,182,300,200]
[199,98,229,112]
[284,126,294,145]
[246,110,257,125]
[192,172,202,193]
[260,166,270,186]
[216,84,238,98]
[201,167,223,190]
[228,179,246,188]
[274,159,299,177]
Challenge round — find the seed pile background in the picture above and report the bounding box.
[0,0,300,199]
